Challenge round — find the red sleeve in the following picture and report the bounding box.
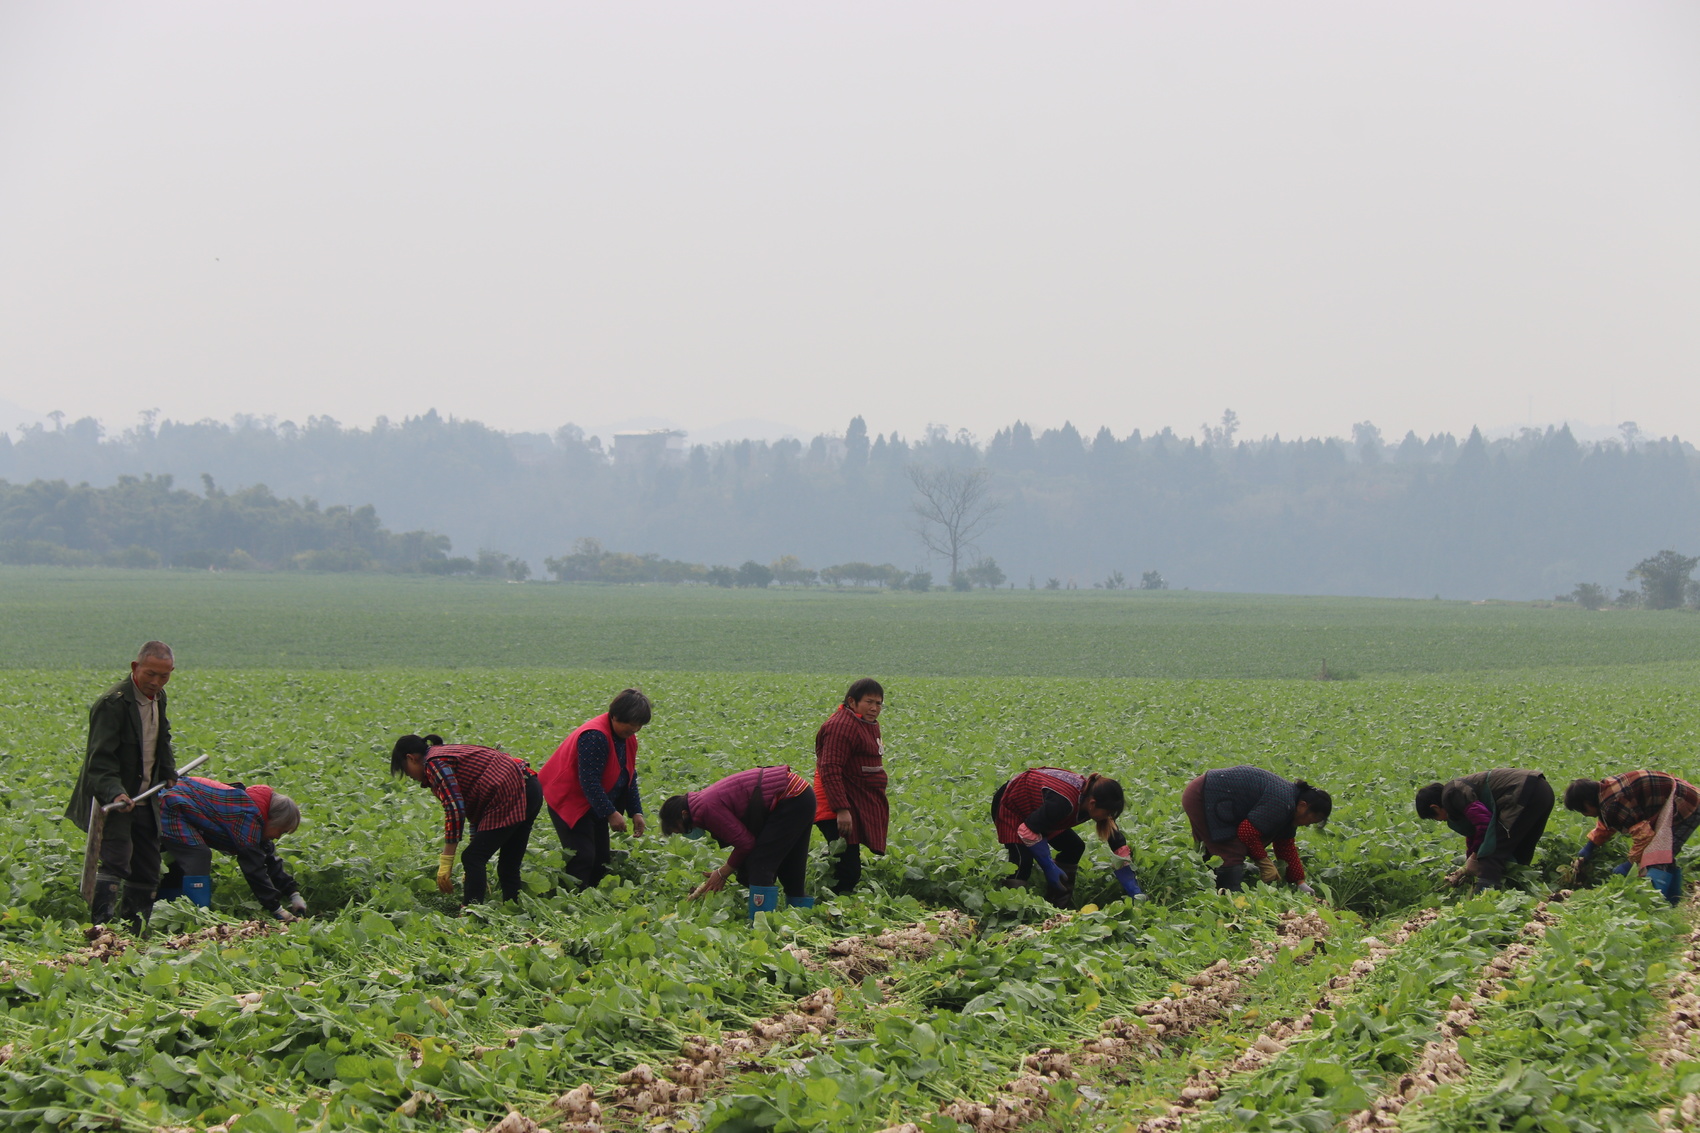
[1273,837,1304,883]
[1237,820,1268,860]
[424,760,466,844]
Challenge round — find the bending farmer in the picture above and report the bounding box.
[1415,769,1553,890]
[1183,765,1330,895]
[992,767,1142,905]
[156,777,304,920]
[1563,771,1697,905]
[659,764,817,919]
[392,734,543,903]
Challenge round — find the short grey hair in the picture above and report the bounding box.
[268,795,301,835]
[136,641,175,663]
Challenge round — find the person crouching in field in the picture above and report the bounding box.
[659,765,817,920]
[156,777,305,921]
[540,689,650,890]
[391,735,542,903]
[1563,771,1698,905]
[992,768,1143,906]
[813,678,887,895]
[1415,770,1553,891]
[1183,765,1329,895]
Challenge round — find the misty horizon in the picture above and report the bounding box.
[4,3,1698,449]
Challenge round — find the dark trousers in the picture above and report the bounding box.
[551,805,614,889]
[815,819,863,894]
[464,774,543,902]
[1476,776,1555,886]
[740,789,814,899]
[158,840,213,898]
[1003,829,1086,880]
[95,801,162,929]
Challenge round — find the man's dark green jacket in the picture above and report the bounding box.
[64,678,176,840]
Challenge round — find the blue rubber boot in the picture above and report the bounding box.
[182,875,212,908]
[787,896,816,909]
[1647,865,1683,906]
[748,885,779,922]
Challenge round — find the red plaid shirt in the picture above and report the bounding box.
[424,745,535,843]
[1588,770,1700,858]
[159,776,265,853]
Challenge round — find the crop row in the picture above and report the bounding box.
[0,889,943,1130]
[1117,880,1690,1133]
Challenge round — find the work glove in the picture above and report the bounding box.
[1029,839,1067,890]
[437,850,456,894]
[1577,841,1598,861]
[1294,882,1317,898]
[269,907,297,923]
[1461,854,1480,877]
[1114,865,1144,900]
[1256,857,1280,884]
[287,893,308,916]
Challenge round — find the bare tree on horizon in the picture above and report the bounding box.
[907,463,1002,583]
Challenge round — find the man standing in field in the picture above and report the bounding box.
[64,641,179,931]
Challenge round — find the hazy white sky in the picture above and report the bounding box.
[3,2,1698,447]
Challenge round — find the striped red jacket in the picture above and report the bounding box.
[993,768,1087,844]
[812,704,888,853]
[423,745,535,843]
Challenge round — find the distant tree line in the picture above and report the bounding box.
[0,473,447,572]
[2,409,1697,599]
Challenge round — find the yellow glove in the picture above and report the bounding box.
[1256,857,1280,884]
[436,849,456,893]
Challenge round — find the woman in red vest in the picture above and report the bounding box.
[539,689,651,889]
[812,678,886,894]
[992,768,1142,906]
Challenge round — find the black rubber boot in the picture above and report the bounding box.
[89,877,121,926]
[1214,863,1246,892]
[119,883,156,937]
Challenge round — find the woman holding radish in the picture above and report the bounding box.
[391,734,542,904]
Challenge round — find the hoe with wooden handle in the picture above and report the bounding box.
[80,753,210,903]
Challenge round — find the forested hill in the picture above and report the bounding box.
[2,412,1696,600]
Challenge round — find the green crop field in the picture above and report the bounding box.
[1,566,1698,679]
[2,568,1699,1132]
